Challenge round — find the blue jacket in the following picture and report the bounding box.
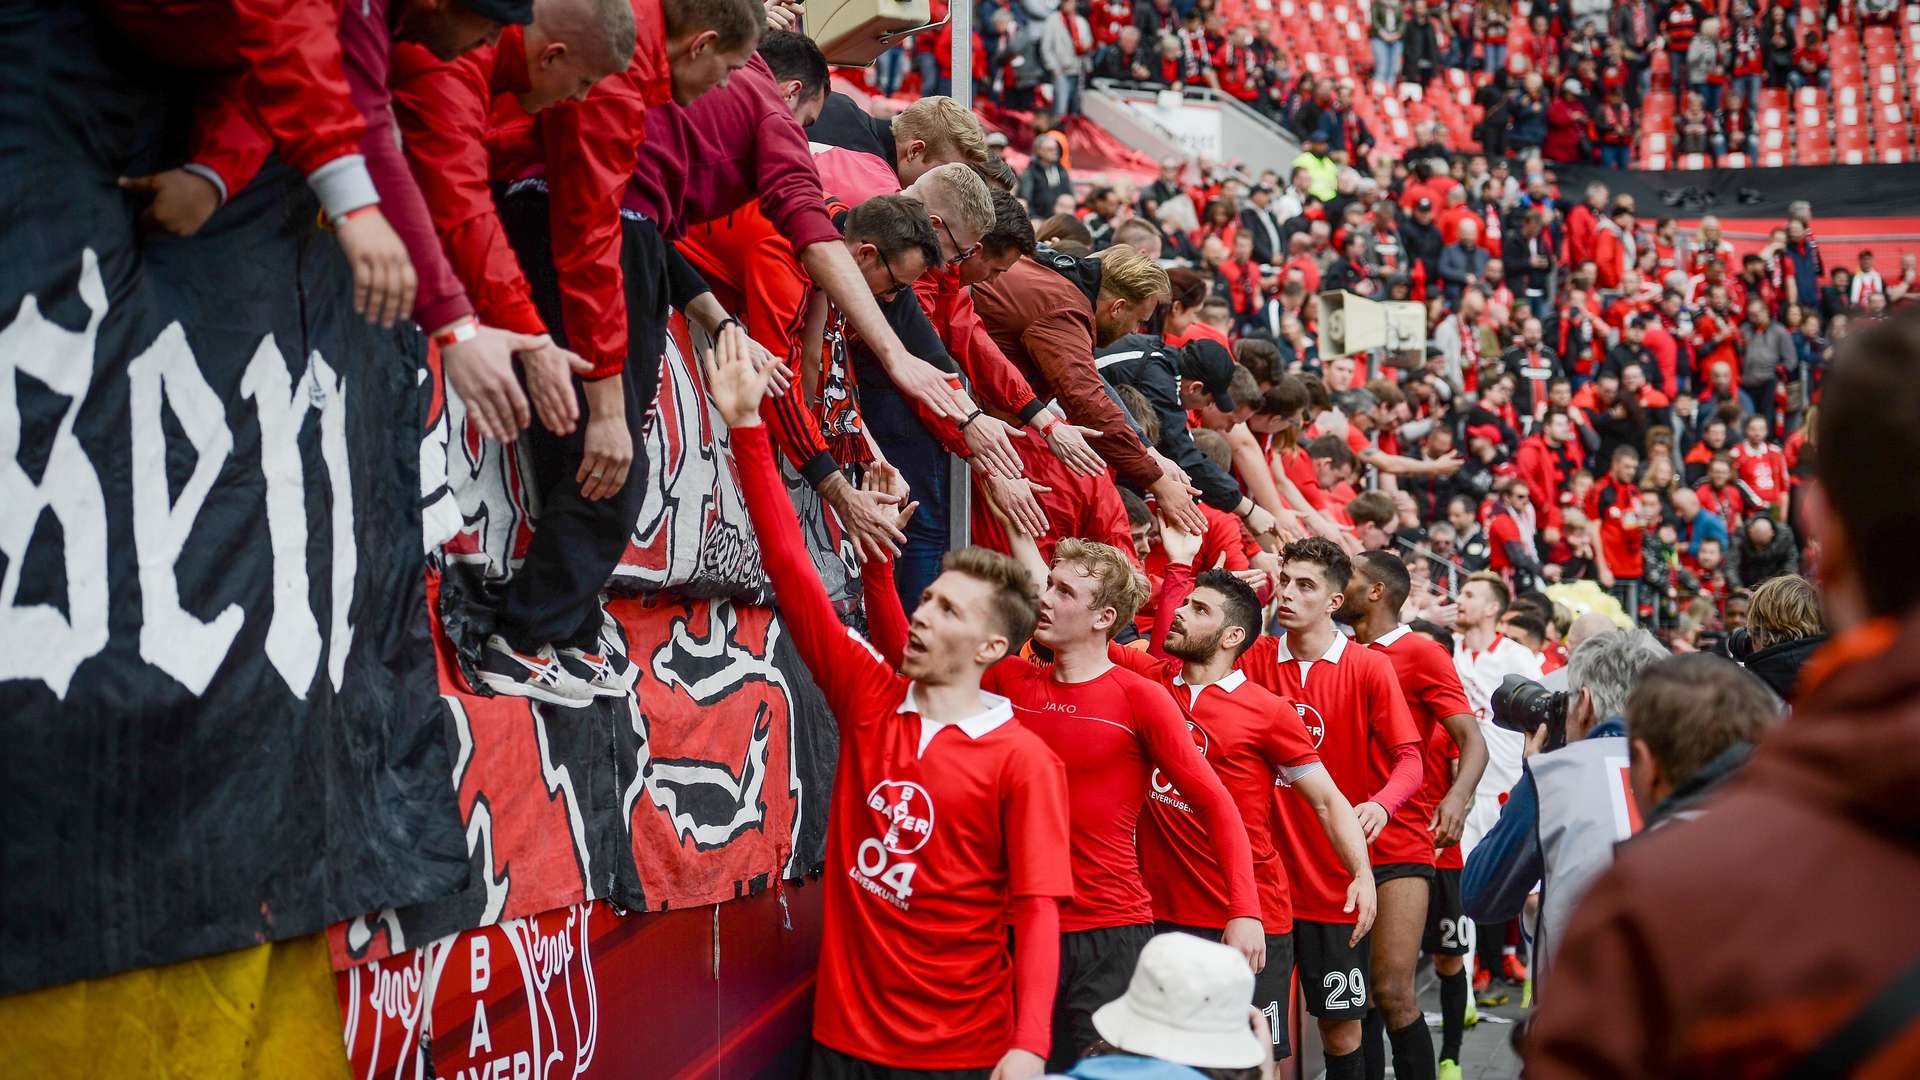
[1462,719,1627,923]
[1684,509,1729,557]
[1059,1055,1212,1080]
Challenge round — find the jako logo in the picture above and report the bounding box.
[867,781,935,855]
[1295,703,1326,748]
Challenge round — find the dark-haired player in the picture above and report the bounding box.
[1235,538,1423,1080]
[1047,520,1376,1061]
[1339,551,1489,1080]
[704,331,1068,1080]
[981,535,1265,1071]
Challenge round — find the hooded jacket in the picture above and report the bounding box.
[1743,632,1827,702]
[1524,616,1920,1079]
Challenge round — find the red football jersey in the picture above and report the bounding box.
[1429,724,1466,870]
[1728,441,1789,507]
[1238,631,1420,923]
[1365,626,1475,866]
[1110,643,1321,934]
[733,425,1074,1069]
[985,658,1262,933]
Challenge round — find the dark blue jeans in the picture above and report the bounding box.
[857,375,951,617]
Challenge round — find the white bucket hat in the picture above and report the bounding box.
[1089,933,1263,1071]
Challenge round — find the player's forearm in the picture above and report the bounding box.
[1008,896,1061,1059]
[1230,427,1288,521]
[1171,758,1262,920]
[1148,563,1196,659]
[1306,771,1373,882]
[1366,742,1424,815]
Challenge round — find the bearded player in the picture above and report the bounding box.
[1226,537,1422,1080]
[1022,518,1378,1061]
[979,535,1264,1071]
[704,331,1069,1080]
[1338,551,1489,1080]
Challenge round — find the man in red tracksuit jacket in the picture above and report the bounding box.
[103,0,554,446]
[389,0,644,437]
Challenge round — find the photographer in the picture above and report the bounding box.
[1460,630,1670,998]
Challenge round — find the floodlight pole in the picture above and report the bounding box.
[946,1,974,552]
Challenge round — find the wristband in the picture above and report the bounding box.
[714,317,741,336]
[342,204,382,223]
[959,409,985,431]
[431,317,479,349]
[1040,415,1063,438]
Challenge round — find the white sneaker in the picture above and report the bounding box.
[475,635,596,708]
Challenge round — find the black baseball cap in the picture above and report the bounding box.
[1180,337,1239,411]
[462,0,535,23]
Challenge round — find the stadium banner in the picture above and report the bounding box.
[424,318,862,619]
[326,583,838,971]
[334,887,824,1080]
[0,1,466,996]
[1556,161,1920,221]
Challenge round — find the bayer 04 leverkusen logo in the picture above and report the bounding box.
[1295,702,1326,749]
[866,780,935,856]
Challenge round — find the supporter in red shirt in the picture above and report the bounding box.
[983,538,1263,1069]
[1233,538,1422,1079]
[1485,480,1545,583]
[1696,453,1751,532]
[1691,283,1742,385]
[1514,407,1579,512]
[710,342,1072,1079]
[1727,413,1791,517]
[1590,444,1648,609]
[1339,553,1489,1080]
[389,7,647,435]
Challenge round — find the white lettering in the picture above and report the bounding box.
[128,323,243,693]
[239,338,321,696]
[468,997,493,1057]
[470,935,490,992]
[0,249,110,697]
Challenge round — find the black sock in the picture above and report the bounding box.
[1439,968,1468,1061]
[1475,920,1503,972]
[1389,1018,1438,1080]
[1325,1047,1366,1080]
[1361,1007,1387,1080]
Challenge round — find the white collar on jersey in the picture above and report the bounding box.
[1373,624,1413,648]
[1172,667,1248,708]
[899,685,1015,757]
[1275,628,1349,664]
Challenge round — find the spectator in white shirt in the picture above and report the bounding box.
[1849,249,1886,307]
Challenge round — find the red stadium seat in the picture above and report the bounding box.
[1838,127,1871,164]
[1678,152,1709,170]
[1761,150,1789,167]
[1865,25,1896,49]
[1723,151,1749,168]
[1836,84,1865,108]
[1758,88,1790,112]
[1796,129,1831,165]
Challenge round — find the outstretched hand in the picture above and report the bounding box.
[703,322,783,427]
[1158,516,1204,566]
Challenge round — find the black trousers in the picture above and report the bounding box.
[808,1044,990,1080]
[495,194,670,651]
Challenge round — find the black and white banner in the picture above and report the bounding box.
[0,1,464,995]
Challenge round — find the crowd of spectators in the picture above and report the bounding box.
[874,0,1912,170]
[1018,144,1908,647]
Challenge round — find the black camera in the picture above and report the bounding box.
[1491,673,1571,753]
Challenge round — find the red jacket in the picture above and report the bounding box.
[101,0,369,202]
[507,0,673,378]
[390,33,545,338]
